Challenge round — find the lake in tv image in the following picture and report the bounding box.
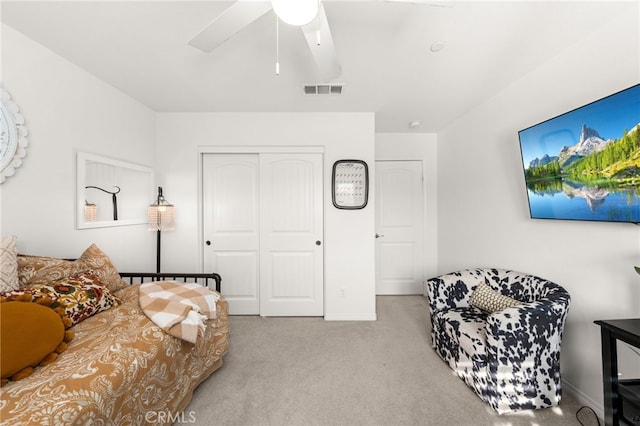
[518,84,640,223]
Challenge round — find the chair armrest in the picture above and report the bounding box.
[486,296,570,344]
[484,297,570,376]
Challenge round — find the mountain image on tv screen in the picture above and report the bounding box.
[518,84,640,223]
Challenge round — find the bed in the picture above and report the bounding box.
[0,243,229,425]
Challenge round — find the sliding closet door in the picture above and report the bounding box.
[259,153,324,316]
[203,154,260,315]
[203,152,324,316]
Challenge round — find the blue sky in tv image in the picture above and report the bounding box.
[519,84,640,166]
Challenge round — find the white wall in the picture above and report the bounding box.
[437,6,640,415]
[0,25,157,271]
[376,133,438,286]
[155,112,377,320]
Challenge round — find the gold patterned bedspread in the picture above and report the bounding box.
[0,285,229,425]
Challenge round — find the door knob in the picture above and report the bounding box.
[205,240,211,246]
[316,240,322,246]
[375,233,385,238]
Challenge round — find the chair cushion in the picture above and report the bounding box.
[433,307,488,366]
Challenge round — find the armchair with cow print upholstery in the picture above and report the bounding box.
[426,268,571,414]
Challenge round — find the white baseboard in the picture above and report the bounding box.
[562,378,603,420]
[324,314,377,321]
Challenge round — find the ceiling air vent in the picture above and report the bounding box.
[303,84,343,95]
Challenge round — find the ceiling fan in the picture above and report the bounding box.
[187,0,451,81]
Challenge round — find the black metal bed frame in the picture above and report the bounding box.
[62,259,222,293]
[118,272,221,293]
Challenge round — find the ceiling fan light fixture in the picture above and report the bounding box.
[271,0,319,26]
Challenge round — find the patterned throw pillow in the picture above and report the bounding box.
[77,244,127,293]
[1,272,120,326]
[469,282,522,313]
[0,236,19,292]
[17,244,127,293]
[17,255,81,288]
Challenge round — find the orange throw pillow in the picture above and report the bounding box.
[0,300,74,385]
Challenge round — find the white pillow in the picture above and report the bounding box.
[0,236,19,292]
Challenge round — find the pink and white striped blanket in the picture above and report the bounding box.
[139,281,220,344]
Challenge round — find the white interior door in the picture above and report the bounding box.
[203,152,324,316]
[203,154,260,315]
[375,161,424,295]
[259,154,324,316]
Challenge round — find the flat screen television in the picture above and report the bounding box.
[518,84,640,223]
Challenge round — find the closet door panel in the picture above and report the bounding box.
[259,153,324,316]
[203,154,260,315]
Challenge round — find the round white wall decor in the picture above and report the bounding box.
[0,89,29,183]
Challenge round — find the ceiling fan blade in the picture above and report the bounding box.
[301,3,342,81]
[188,1,273,52]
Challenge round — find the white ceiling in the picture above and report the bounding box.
[1,1,636,133]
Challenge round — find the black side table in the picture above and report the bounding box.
[594,319,640,426]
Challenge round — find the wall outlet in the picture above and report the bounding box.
[340,288,346,297]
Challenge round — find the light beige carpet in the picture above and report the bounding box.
[186,296,595,426]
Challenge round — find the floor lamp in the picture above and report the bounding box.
[147,187,175,273]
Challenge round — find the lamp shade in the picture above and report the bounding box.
[271,0,319,26]
[148,187,175,231]
[84,202,97,222]
[147,204,175,231]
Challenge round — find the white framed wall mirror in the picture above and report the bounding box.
[76,152,154,229]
